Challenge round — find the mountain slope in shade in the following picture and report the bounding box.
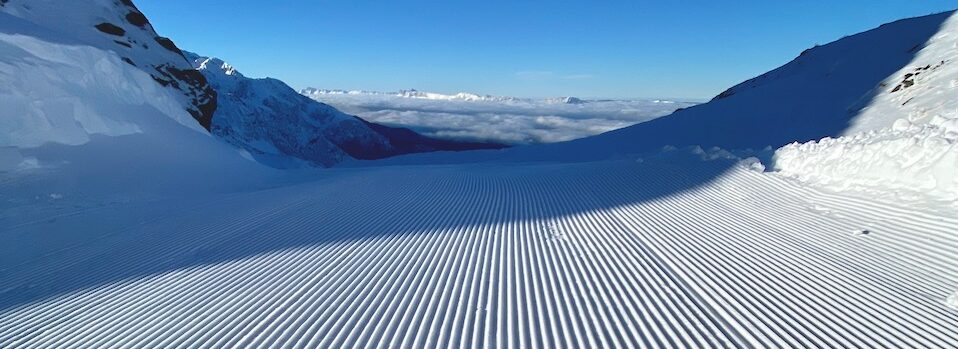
[545,10,956,158]
[0,0,216,130]
[189,53,505,168]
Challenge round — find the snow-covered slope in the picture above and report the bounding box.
[302,88,696,144]
[0,0,247,181]
[0,0,216,130]
[774,13,958,201]
[188,53,379,167]
[565,11,954,154]
[191,54,505,168]
[0,13,201,149]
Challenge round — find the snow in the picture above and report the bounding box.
[774,12,958,202]
[0,12,204,148]
[1,2,958,348]
[3,154,958,347]
[948,292,958,310]
[0,0,217,129]
[302,88,697,144]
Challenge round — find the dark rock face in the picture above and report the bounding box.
[152,64,217,129]
[154,36,179,53]
[125,11,148,27]
[94,22,125,36]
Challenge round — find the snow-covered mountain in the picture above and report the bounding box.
[0,0,501,170]
[774,13,958,201]
[190,54,504,168]
[0,0,216,131]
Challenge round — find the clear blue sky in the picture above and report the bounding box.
[137,1,955,99]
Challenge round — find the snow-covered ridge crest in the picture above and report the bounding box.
[195,56,242,78]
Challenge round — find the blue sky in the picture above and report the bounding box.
[138,1,956,99]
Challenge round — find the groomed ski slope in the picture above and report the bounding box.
[2,154,957,348]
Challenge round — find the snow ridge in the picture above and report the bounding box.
[0,12,205,149]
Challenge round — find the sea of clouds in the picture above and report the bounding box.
[302,90,699,145]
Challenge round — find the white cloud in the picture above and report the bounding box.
[304,91,697,145]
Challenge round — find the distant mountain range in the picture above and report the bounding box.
[303,88,614,105]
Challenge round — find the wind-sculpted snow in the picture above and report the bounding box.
[2,155,958,347]
[302,88,696,144]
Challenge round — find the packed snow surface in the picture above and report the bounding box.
[3,152,958,348]
[302,88,696,144]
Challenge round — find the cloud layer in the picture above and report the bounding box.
[303,90,698,145]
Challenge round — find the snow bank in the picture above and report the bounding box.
[774,12,958,202]
[775,124,958,201]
